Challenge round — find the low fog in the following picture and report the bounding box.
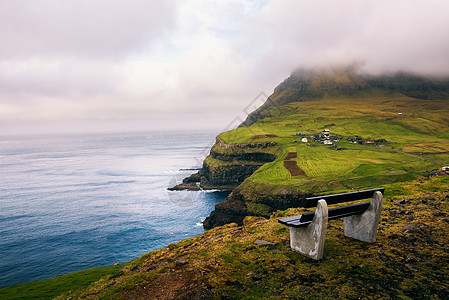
[1,0,449,135]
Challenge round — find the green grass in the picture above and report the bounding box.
[217,96,448,195]
[0,265,123,300]
[3,177,448,299]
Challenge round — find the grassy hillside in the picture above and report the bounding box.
[2,176,448,299]
[241,68,449,127]
[223,96,449,197]
[2,69,448,298]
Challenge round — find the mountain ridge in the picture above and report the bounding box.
[240,68,449,127]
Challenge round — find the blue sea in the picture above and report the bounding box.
[0,131,227,288]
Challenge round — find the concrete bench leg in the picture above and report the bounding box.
[289,199,328,260]
[343,191,383,242]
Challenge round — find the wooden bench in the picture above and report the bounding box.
[278,188,385,260]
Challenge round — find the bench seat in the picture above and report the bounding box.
[278,188,384,260]
[279,201,371,227]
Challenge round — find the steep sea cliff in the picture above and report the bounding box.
[173,68,449,229]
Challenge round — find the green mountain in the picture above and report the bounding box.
[201,67,449,228]
[241,67,449,127]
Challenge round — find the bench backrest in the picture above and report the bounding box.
[304,187,385,208]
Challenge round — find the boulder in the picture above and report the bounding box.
[167,183,200,191]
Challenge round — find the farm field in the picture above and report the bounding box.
[219,96,449,195]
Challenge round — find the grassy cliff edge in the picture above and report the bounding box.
[2,176,448,299]
[2,69,449,299]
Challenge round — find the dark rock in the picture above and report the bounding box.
[281,259,295,265]
[175,259,187,266]
[109,270,124,280]
[275,266,285,272]
[391,249,404,256]
[252,274,262,281]
[404,256,416,263]
[388,234,399,239]
[433,212,446,217]
[225,279,243,289]
[130,265,138,271]
[401,223,422,234]
[182,172,201,183]
[167,182,200,191]
[404,234,417,244]
[200,159,263,190]
[407,215,415,221]
[210,148,277,163]
[184,288,214,300]
[254,239,276,248]
[395,199,407,205]
[425,237,436,244]
[405,264,417,272]
[202,208,246,229]
[146,261,167,271]
[221,293,236,300]
[423,195,435,201]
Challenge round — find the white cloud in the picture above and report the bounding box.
[1,0,449,135]
[0,0,175,59]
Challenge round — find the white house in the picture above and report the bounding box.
[301,138,308,143]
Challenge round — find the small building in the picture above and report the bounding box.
[301,137,308,143]
[323,139,333,145]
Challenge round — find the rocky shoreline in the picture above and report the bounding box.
[168,138,281,228]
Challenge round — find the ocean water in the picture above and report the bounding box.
[0,131,228,288]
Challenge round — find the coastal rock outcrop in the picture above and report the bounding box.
[188,68,449,229]
[203,183,310,229]
[168,138,279,192]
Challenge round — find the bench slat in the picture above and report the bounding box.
[278,202,371,228]
[304,187,384,208]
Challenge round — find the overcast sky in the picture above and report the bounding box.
[1,0,449,136]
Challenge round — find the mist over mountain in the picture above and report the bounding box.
[241,67,449,127]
